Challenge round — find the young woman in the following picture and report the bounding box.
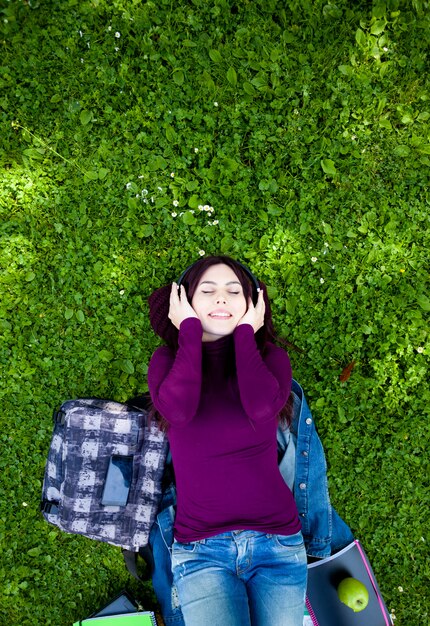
[147,255,307,626]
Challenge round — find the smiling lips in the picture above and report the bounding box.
[209,310,232,319]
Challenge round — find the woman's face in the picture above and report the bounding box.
[191,263,248,342]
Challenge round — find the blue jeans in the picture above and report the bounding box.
[171,530,307,626]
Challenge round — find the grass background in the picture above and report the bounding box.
[1,0,429,624]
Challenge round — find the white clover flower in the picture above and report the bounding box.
[158,186,163,191]
[213,220,219,225]
[22,502,28,507]
[324,242,329,247]
[126,182,132,189]
[171,212,177,217]
[115,47,119,52]
[115,31,121,38]
[398,586,403,593]
[173,200,179,207]
[81,58,84,63]
[199,249,205,256]
[141,189,148,196]
[194,148,199,153]
[119,289,125,295]
[203,204,210,211]
[383,46,388,52]
[138,175,144,179]
[320,278,325,284]
[198,205,204,211]
[311,257,318,263]
[108,26,112,31]
[214,102,219,107]
[170,172,175,178]
[416,346,424,353]
[79,30,83,37]
[151,197,154,203]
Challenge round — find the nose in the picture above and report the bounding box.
[215,293,227,304]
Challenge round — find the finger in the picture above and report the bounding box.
[179,284,188,301]
[256,296,264,323]
[170,282,179,304]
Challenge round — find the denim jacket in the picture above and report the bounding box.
[150,379,354,624]
[278,379,353,558]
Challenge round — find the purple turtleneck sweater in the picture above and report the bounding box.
[148,317,301,543]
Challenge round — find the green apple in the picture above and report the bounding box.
[337,577,369,612]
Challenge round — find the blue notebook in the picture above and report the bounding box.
[79,614,156,625]
[73,592,157,626]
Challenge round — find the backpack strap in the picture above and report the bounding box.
[122,545,155,581]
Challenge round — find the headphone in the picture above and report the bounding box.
[177,259,260,304]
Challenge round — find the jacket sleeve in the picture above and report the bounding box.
[290,381,354,557]
[147,318,203,426]
[233,324,292,423]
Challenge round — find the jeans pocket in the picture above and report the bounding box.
[172,539,201,555]
[171,540,203,579]
[273,531,305,550]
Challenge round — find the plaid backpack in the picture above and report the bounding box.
[41,397,168,565]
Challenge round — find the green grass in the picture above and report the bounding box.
[1,0,429,624]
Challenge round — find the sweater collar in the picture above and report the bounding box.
[202,333,234,356]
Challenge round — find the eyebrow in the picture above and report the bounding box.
[199,280,242,286]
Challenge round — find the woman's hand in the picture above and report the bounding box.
[168,283,199,330]
[237,289,265,333]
